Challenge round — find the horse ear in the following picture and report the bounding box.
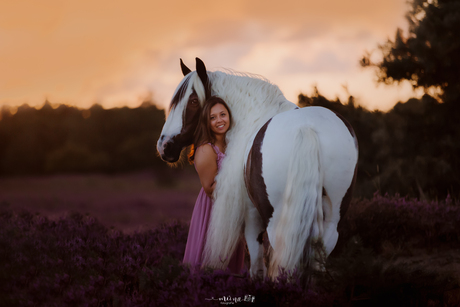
[180,59,192,76]
[196,57,211,100]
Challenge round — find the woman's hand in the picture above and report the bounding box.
[194,144,218,198]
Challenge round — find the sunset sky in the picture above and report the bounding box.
[0,0,421,112]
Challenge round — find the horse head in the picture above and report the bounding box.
[157,58,211,163]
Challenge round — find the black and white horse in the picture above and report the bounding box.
[157,58,358,278]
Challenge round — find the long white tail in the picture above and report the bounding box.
[268,126,323,278]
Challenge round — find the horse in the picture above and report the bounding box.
[157,58,358,279]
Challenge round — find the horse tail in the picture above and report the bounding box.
[268,126,323,278]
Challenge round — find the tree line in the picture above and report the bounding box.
[0,101,168,176]
[0,90,458,199]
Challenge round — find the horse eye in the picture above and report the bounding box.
[190,99,198,105]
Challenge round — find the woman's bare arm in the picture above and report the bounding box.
[194,144,218,198]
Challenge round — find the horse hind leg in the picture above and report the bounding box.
[244,203,267,278]
[328,165,357,256]
[322,163,357,257]
[321,192,339,256]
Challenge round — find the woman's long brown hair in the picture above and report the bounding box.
[188,96,233,164]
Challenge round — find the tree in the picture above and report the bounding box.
[362,0,460,104]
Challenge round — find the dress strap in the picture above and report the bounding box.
[208,143,221,155]
[206,143,225,169]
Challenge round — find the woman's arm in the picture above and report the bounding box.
[194,144,218,198]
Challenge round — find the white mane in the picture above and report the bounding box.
[200,70,297,268]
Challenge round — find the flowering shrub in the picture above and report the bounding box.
[1,194,459,306]
[0,209,332,306]
[339,193,460,252]
[0,210,188,306]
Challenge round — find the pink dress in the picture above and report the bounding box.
[182,144,245,274]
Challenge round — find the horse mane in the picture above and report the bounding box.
[200,69,297,269]
[210,70,285,107]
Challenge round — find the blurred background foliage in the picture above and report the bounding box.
[0,0,458,200]
[1,90,458,200]
[0,100,169,176]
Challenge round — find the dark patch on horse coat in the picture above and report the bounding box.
[331,162,358,257]
[329,110,359,219]
[326,109,358,257]
[180,92,201,138]
[332,110,358,149]
[163,91,201,162]
[330,110,358,218]
[245,118,274,230]
[340,163,358,220]
[257,231,265,244]
[169,74,192,110]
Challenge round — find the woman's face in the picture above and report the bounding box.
[209,103,230,136]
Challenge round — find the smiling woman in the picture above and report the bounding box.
[192,98,232,197]
[182,96,245,274]
[191,97,233,160]
[209,103,230,137]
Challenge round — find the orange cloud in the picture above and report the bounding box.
[0,0,414,111]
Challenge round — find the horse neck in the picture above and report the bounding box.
[209,72,296,127]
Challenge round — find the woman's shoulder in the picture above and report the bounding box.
[195,143,217,160]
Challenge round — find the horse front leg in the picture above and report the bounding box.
[244,200,267,279]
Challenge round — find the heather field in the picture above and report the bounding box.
[0,171,201,233]
[1,174,460,306]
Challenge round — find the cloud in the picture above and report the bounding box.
[280,52,351,74]
[0,0,411,110]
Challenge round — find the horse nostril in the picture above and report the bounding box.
[159,135,166,146]
[158,135,168,150]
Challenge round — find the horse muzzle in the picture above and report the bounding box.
[157,135,181,163]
